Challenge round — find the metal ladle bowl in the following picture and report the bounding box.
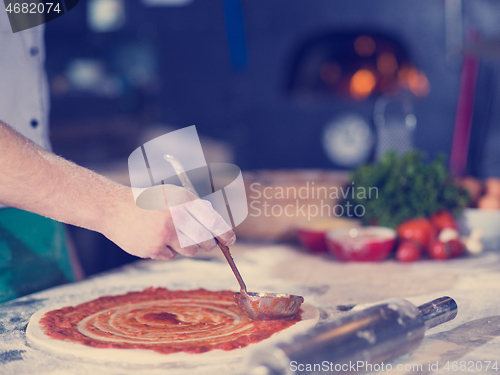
[234,291,304,321]
[217,243,304,320]
[164,155,304,320]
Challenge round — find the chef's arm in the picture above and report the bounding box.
[0,121,235,260]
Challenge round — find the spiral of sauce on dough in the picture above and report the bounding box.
[41,288,301,354]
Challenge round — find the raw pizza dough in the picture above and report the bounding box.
[26,289,319,365]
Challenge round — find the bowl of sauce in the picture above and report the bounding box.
[296,217,361,252]
[326,226,396,261]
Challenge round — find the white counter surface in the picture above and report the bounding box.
[1,243,499,374]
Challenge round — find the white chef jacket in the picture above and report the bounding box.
[0,7,50,150]
[0,9,51,210]
[0,11,78,302]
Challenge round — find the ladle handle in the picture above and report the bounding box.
[164,155,198,197]
[218,243,247,292]
[163,154,247,292]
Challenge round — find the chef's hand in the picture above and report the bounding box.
[0,121,235,261]
[101,184,236,260]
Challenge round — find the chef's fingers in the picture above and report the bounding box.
[196,238,218,252]
[173,234,202,257]
[215,229,236,248]
[167,204,211,256]
[151,246,177,261]
[185,199,236,247]
[172,231,216,254]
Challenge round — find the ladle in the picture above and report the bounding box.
[164,155,304,320]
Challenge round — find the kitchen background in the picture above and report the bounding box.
[44,0,500,275]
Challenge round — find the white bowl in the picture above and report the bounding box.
[457,208,500,250]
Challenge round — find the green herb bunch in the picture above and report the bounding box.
[344,150,470,228]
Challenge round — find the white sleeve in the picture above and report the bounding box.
[0,9,51,151]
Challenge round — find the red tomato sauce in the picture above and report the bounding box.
[40,288,301,354]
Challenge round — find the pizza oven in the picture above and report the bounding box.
[285,31,429,168]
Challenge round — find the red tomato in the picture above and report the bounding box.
[397,218,436,250]
[448,239,464,258]
[430,211,457,231]
[429,240,451,260]
[395,241,421,262]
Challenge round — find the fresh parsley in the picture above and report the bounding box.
[343,150,470,228]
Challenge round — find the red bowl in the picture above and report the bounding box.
[296,228,329,252]
[295,218,361,252]
[326,227,396,261]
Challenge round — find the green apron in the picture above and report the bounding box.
[0,208,74,303]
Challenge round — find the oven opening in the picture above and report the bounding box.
[287,32,430,101]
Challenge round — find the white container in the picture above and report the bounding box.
[457,208,500,250]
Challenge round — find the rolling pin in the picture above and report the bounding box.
[244,296,457,375]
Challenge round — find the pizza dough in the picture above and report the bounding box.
[27,288,319,365]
